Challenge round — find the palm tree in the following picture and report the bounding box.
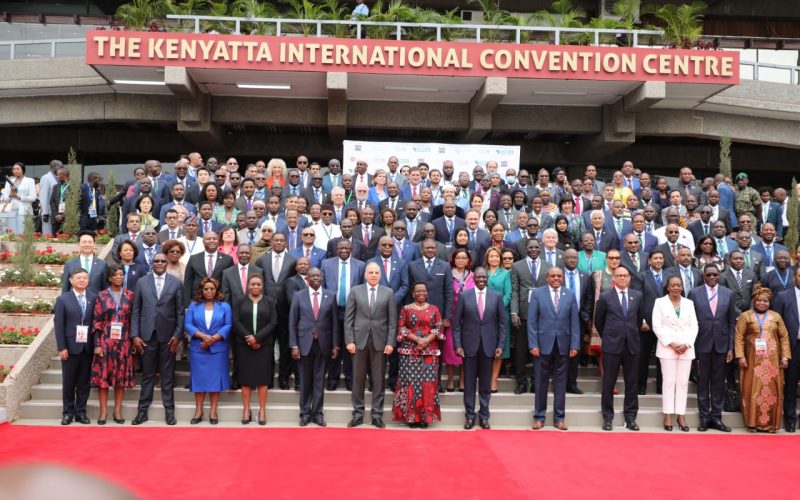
[366,0,416,40]
[320,0,351,38]
[115,0,171,31]
[469,0,516,42]
[530,0,587,45]
[643,1,707,48]
[231,0,279,34]
[282,0,331,36]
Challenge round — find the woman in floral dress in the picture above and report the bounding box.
[392,282,444,428]
[91,265,135,425]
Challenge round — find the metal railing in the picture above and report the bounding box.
[166,14,664,47]
[0,37,84,59]
[739,60,799,85]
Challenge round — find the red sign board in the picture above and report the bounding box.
[86,30,739,84]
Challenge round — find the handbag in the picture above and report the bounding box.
[723,378,740,413]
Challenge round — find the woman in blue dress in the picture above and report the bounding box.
[184,277,232,425]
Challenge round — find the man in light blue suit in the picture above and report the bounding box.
[320,239,366,391]
[290,226,327,269]
[528,267,580,430]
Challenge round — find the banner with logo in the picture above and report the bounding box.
[342,140,520,178]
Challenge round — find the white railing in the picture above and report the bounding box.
[0,37,84,59]
[739,60,799,85]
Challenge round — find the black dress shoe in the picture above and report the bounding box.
[638,389,646,396]
[299,416,310,427]
[786,422,796,433]
[529,385,535,394]
[294,384,300,392]
[326,383,337,391]
[132,413,149,425]
[371,417,386,428]
[566,386,584,395]
[479,419,491,430]
[697,421,709,432]
[347,417,363,428]
[165,413,177,426]
[209,415,219,425]
[113,414,125,425]
[190,413,203,425]
[711,419,731,432]
[419,421,428,429]
[313,416,327,427]
[345,382,353,391]
[625,420,640,431]
[278,379,290,390]
[514,383,528,395]
[602,421,613,431]
[77,415,91,425]
[464,418,475,430]
[491,389,498,394]
[60,415,73,425]
[97,418,106,425]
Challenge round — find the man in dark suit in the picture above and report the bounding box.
[628,213,659,254]
[513,218,541,258]
[79,172,106,231]
[157,209,184,244]
[773,268,800,432]
[755,188,783,238]
[510,238,549,394]
[54,268,96,425]
[594,266,645,431]
[158,183,196,225]
[528,267,580,430]
[432,201,465,246]
[256,232,297,389]
[421,223,451,262]
[453,267,506,430]
[61,230,108,296]
[196,201,225,237]
[687,265,736,433]
[400,201,427,243]
[371,236,410,389]
[305,173,331,207]
[464,209,491,255]
[135,228,161,272]
[130,253,184,426]
[666,247,703,297]
[110,213,143,259]
[619,233,648,276]
[221,244,262,390]
[587,210,620,254]
[281,169,307,202]
[344,263,397,428]
[326,218,367,261]
[751,223,787,273]
[389,220,421,262]
[284,257,310,306]
[719,250,757,314]
[351,206,385,260]
[732,230,765,279]
[321,240,366,391]
[561,249,593,394]
[633,250,667,395]
[290,226,327,269]
[687,206,715,246]
[760,250,793,297]
[605,201,633,242]
[183,231,234,304]
[378,182,406,219]
[290,267,341,427]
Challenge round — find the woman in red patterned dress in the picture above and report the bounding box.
[392,282,444,428]
[90,265,136,425]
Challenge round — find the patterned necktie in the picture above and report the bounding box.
[207,254,214,276]
[709,287,718,315]
[426,260,433,275]
[631,252,638,269]
[364,226,371,245]
[289,230,296,249]
[671,244,677,258]
[305,247,311,258]
[744,251,752,270]
[249,230,255,244]
[553,288,560,312]
[170,231,176,240]
[655,272,662,289]
[477,290,484,319]
[312,291,320,319]
[765,245,772,267]
[736,270,743,290]
[530,259,537,281]
[204,221,210,233]
[568,271,575,292]
[146,248,154,269]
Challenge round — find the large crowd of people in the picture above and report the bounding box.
[8,153,797,432]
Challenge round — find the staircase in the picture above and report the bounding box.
[16,358,750,431]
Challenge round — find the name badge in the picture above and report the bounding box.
[110,322,123,341]
[528,289,533,302]
[445,243,453,248]
[89,208,98,218]
[76,325,88,343]
[755,338,768,356]
[58,202,66,213]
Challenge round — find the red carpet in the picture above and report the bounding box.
[0,424,796,499]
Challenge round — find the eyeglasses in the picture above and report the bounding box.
[379,243,394,247]
[321,212,333,216]
[302,233,315,237]
[607,256,621,260]
[152,259,167,263]
[297,161,308,164]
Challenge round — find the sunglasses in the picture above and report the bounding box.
[152,259,167,263]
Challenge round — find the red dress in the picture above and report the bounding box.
[90,288,136,389]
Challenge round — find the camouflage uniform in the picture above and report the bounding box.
[734,186,761,217]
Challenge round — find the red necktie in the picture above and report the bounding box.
[383,259,390,276]
[240,266,247,294]
[364,226,370,245]
[305,247,310,258]
[412,186,417,198]
[207,254,214,276]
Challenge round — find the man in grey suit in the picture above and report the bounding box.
[131,253,184,426]
[510,238,549,394]
[454,267,506,430]
[345,262,397,429]
[528,267,580,430]
[719,250,757,314]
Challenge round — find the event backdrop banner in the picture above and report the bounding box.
[342,140,520,177]
[86,31,740,84]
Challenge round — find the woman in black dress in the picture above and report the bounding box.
[233,274,277,425]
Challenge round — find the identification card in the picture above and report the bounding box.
[58,202,66,213]
[89,208,97,218]
[110,322,123,340]
[755,338,768,356]
[76,325,88,343]
[528,289,533,302]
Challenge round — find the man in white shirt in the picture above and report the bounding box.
[312,204,342,251]
[39,159,62,236]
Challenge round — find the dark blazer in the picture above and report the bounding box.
[773,288,800,350]
[197,218,225,237]
[430,204,465,221]
[687,285,736,354]
[233,295,278,346]
[320,257,366,307]
[620,250,649,275]
[233,196,259,213]
[403,216,428,243]
[564,268,593,327]
[121,261,149,292]
[589,228,620,254]
[718,267,757,314]
[623,231,659,254]
[54,291,96,355]
[326,236,368,262]
[654,242,687,269]
[110,232,143,260]
[756,201,783,236]
[431,216,466,245]
[604,218,633,241]
[284,273,308,305]
[378,197,406,219]
[158,201,196,225]
[527,286,580,355]
[351,224,386,260]
[664,265,703,297]
[633,268,668,329]
[510,257,550,319]
[369,254,409,308]
[157,227,184,244]
[593,287,645,355]
[257,251,297,317]
[131,272,184,342]
[289,245,326,269]
[304,186,332,207]
[750,241,788,268]
[289,287,341,356]
[760,268,794,297]
[221,263,263,315]
[687,220,714,246]
[453,287,507,358]
[407,257,454,316]
[135,243,161,271]
[61,256,108,296]
[79,183,106,221]
[183,251,234,304]
[732,248,764,278]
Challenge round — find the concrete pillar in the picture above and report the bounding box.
[165,66,197,99]
[623,81,666,112]
[327,72,348,144]
[461,77,507,143]
[570,99,635,160]
[177,91,224,149]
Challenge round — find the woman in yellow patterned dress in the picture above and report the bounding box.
[734,286,791,433]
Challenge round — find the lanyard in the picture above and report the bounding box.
[321,224,333,240]
[187,238,198,254]
[59,183,68,201]
[110,288,121,322]
[754,311,767,338]
[777,270,789,289]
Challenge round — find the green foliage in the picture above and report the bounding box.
[643,1,706,48]
[469,0,517,42]
[16,214,36,285]
[321,0,351,38]
[115,0,171,30]
[718,136,732,181]
[104,170,120,238]
[283,0,332,36]
[366,0,417,40]
[786,178,798,258]
[231,0,279,34]
[61,149,81,238]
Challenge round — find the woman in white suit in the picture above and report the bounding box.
[651,275,698,432]
[1,162,37,234]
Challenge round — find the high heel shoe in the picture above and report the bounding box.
[663,417,672,431]
[209,413,219,425]
[258,411,267,426]
[190,413,203,425]
[677,416,689,432]
[446,384,455,392]
[241,410,252,425]
[113,412,125,424]
[97,415,107,425]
